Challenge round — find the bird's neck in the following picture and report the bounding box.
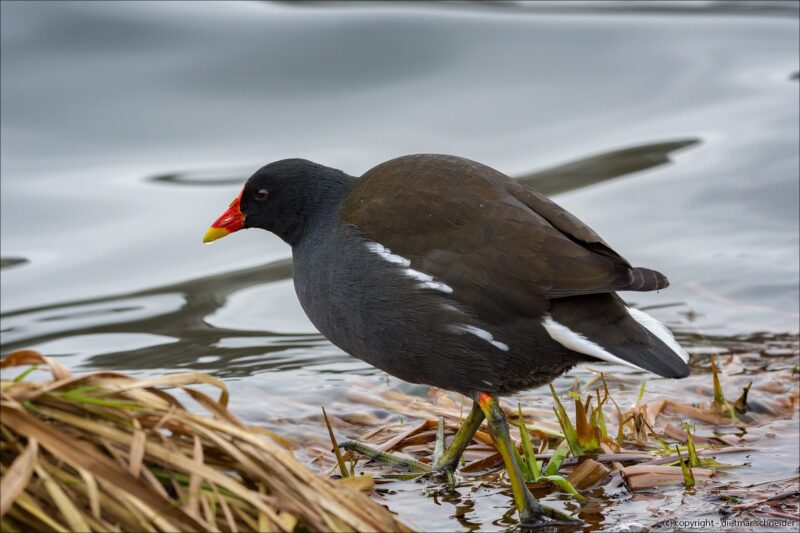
[284,171,355,247]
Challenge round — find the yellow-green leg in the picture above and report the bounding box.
[477,392,545,524]
[434,401,485,472]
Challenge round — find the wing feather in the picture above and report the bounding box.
[342,155,661,319]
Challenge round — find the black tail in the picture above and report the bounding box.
[627,267,669,292]
[548,294,690,379]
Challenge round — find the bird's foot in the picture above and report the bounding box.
[429,417,458,485]
[474,392,583,530]
[340,417,465,485]
[338,440,431,474]
[519,503,582,530]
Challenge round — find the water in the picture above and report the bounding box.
[1,1,798,530]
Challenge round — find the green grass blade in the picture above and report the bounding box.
[517,404,538,481]
[676,445,695,487]
[594,389,608,438]
[52,393,142,410]
[512,446,534,483]
[542,475,586,501]
[574,396,600,452]
[13,365,38,383]
[684,425,699,467]
[710,356,739,420]
[636,381,647,405]
[544,439,570,476]
[550,384,583,456]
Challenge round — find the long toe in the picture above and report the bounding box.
[521,504,583,530]
[339,440,431,473]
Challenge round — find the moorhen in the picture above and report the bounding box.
[203,154,690,525]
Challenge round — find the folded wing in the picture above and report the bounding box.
[343,154,668,320]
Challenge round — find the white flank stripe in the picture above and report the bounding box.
[418,280,453,293]
[626,307,689,363]
[367,241,453,294]
[542,315,644,371]
[450,324,509,352]
[365,242,410,266]
[403,268,433,282]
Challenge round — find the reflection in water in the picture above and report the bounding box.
[27,333,179,366]
[148,138,701,197]
[205,279,316,333]
[0,255,373,379]
[0,258,318,375]
[281,0,800,17]
[1,294,185,346]
[517,138,699,195]
[0,257,29,270]
[149,168,251,187]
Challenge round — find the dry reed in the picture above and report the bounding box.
[0,350,411,533]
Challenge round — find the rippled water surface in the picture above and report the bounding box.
[1,1,798,531]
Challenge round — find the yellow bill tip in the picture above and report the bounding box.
[203,226,230,244]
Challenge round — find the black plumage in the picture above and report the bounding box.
[209,154,689,397]
[205,153,691,525]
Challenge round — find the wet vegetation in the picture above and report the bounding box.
[312,343,799,531]
[3,338,796,532]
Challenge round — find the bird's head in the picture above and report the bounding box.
[203,158,352,246]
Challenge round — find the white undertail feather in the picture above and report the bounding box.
[543,307,688,371]
[541,316,644,370]
[625,306,689,363]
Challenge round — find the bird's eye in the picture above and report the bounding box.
[254,189,269,201]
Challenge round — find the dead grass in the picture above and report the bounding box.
[0,350,411,533]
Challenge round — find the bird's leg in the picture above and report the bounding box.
[433,401,484,473]
[477,392,545,525]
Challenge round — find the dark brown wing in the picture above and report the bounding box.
[341,154,663,319]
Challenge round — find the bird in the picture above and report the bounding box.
[202,154,690,526]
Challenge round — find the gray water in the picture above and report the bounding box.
[1,1,798,530]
